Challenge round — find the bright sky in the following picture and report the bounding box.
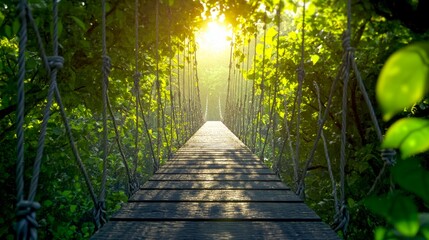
[196,21,231,52]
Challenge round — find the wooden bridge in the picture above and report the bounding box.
[91,121,339,239]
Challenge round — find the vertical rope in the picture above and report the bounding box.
[176,42,183,144]
[15,1,38,239]
[257,16,267,157]
[97,0,110,229]
[29,0,64,203]
[272,2,282,175]
[16,0,27,207]
[194,49,203,125]
[314,81,339,216]
[244,38,251,144]
[294,1,306,196]
[225,37,233,125]
[333,0,352,235]
[250,33,257,151]
[133,0,141,178]
[155,0,161,169]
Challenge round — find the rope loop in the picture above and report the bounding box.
[128,177,140,196]
[47,56,64,70]
[296,182,305,199]
[342,30,354,52]
[18,2,27,18]
[296,66,305,83]
[93,200,107,230]
[16,200,41,240]
[333,202,350,236]
[102,55,112,77]
[133,71,142,84]
[381,148,396,165]
[132,71,142,96]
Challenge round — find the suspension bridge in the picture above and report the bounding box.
[8,0,396,239]
[91,121,339,239]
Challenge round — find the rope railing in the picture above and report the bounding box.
[223,1,391,238]
[12,0,395,239]
[14,0,204,238]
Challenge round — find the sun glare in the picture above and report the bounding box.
[197,21,230,52]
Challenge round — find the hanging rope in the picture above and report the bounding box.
[295,0,306,196]
[225,36,234,126]
[271,2,282,175]
[131,0,142,194]
[250,33,258,151]
[16,0,102,238]
[155,0,162,169]
[257,16,267,157]
[167,6,180,149]
[314,81,340,219]
[96,0,110,229]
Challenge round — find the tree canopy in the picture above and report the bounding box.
[1,0,429,239]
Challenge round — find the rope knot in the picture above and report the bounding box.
[342,30,353,52]
[93,200,107,230]
[47,56,64,70]
[296,66,305,83]
[131,72,142,96]
[18,2,27,18]
[128,177,140,196]
[16,200,41,239]
[102,55,112,76]
[333,202,349,236]
[133,71,142,82]
[381,148,396,165]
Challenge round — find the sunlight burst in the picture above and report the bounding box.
[197,21,231,52]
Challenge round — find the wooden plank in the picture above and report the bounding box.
[91,221,340,240]
[111,202,319,220]
[164,160,263,165]
[141,180,290,190]
[91,121,340,240]
[156,168,273,174]
[150,173,279,181]
[129,189,301,202]
[161,164,267,169]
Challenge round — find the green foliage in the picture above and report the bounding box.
[376,43,429,121]
[1,0,203,239]
[383,118,429,158]
[365,193,419,237]
[368,36,429,239]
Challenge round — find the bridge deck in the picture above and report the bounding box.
[91,121,339,239]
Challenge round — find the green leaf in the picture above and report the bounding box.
[376,43,429,121]
[382,118,429,158]
[0,11,4,26]
[365,193,419,237]
[70,205,77,213]
[12,19,20,36]
[70,16,86,31]
[374,227,387,240]
[393,158,429,203]
[43,199,53,207]
[310,54,320,65]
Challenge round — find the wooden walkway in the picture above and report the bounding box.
[91,121,339,239]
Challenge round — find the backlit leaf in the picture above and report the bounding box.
[382,118,429,158]
[310,54,319,65]
[376,43,429,121]
[365,194,419,237]
[393,158,429,203]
